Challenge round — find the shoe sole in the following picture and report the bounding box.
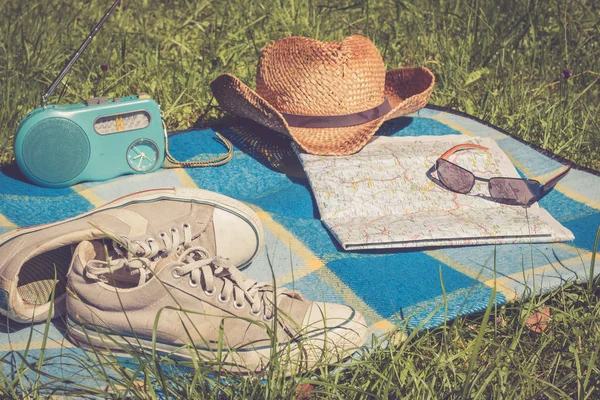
[66,313,368,376]
[0,187,263,270]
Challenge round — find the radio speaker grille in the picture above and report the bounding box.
[21,118,91,184]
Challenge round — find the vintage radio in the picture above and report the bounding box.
[14,0,230,188]
[15,94,165,187]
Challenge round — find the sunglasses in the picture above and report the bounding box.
[434,143,571,207]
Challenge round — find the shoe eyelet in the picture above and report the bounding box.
[233,301,245,310]
[183,223,190,229]
[249,309,261,317]
[159,232,167,238]
[204,287,216,296]
[189,278,199,288]
[218,294,230,303]
[171,267,183,279]
[170,228,178,233]
[262,315,273,322]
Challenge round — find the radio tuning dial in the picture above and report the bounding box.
[94,110,151,135]
[126,138,160,172]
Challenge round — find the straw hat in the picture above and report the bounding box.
[210,35,435,155]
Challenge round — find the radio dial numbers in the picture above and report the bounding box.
[94,111,151,135]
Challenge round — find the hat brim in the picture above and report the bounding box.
[210,67,435,155]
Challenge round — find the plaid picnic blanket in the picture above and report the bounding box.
[1,105,599,388]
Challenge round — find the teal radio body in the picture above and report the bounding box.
[14,94,166,188]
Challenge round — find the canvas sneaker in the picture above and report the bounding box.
[66,240,368,375]
[0,187,263,323]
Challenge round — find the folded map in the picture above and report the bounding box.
[296,135,575,250]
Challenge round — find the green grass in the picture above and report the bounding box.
[1,257,599,399]
[0,0,599,398]
[0,0,598,169]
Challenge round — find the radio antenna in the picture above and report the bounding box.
[41,0,121,107]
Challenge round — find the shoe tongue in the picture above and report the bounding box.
[153,253,178,274]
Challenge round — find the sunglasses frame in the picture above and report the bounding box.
[435,143,571,207]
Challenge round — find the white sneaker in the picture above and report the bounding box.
[0,188,263,323]
[66,241,368,375]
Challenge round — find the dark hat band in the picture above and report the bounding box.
[280,98,391,129]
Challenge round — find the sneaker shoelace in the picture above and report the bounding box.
[114,223,194,259]
[85,246,303,320]
[85,251,154,286]
[85,224,193,286]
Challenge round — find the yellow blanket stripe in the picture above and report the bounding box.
[252,210,325,284]
[431,115,507,140]
[428,242,596,300]
[484,251,599,301]
[74,168,201,207]
[425,250,487,282]
[173,168,198,188]
[74,186,105,207]
[426,248,520,299]
[372,319,396,331]
[0,212,17,229]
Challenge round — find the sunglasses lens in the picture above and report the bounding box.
[437,159,475,194]
[489,178,538,205]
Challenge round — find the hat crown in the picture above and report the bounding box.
[255,35,386,116]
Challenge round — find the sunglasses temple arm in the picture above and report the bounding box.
[440,143,489,159]
[538,165,572,197]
